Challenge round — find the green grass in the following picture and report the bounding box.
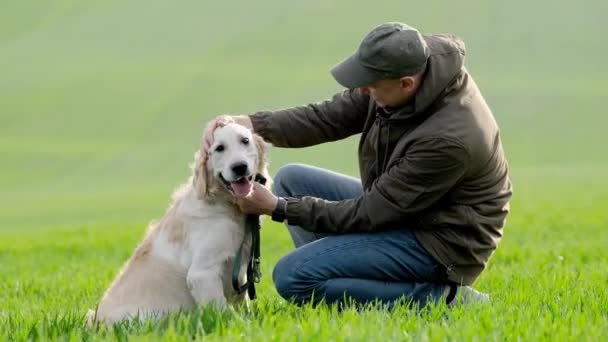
[1,0,607,340]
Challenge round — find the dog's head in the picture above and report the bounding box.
[193,121,269,201]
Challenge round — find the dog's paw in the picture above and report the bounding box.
[85,309,97,327]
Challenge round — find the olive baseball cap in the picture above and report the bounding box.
[330,22,430,88]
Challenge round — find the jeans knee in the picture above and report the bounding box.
[271,163,308,197]
[272,253,301,301]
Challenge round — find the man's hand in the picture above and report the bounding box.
[203,115,254,153]
[237,183,278,216]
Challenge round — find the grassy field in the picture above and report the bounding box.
[1,0,607,340]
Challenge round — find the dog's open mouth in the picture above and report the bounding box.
[220,174,254,198]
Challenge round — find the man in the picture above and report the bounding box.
[204,22,512,308]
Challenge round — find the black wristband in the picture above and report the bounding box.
[271,197,288,222]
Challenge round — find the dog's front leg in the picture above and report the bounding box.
[187,260,227,310]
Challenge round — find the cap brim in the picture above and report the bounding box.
[330,53,384,89]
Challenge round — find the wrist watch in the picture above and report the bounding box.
[271,197,288,222]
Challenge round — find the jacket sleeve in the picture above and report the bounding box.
[284,138,470,232]
[248,89,369,148]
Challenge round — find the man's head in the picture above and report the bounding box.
[357,72,424,108]
[331,22,429,108]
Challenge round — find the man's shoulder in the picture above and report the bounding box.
[411,105,498,161]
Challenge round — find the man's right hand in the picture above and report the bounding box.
[203,115,254,153]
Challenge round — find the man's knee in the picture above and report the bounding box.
[272,252,314,303]
[272,254,296,300]
[272,163,309,197]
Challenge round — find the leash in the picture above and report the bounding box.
[232,174,266,300]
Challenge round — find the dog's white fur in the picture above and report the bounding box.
[87,122,270,325]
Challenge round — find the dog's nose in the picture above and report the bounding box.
[231,163,248,177]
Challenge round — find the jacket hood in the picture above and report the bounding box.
[380,34,466,121]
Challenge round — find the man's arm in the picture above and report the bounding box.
[284,138,470,232]
[248,89,369,148]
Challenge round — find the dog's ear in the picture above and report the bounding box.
[193,150,209,199]
[254,134,271,187]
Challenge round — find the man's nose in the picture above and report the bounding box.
[358,87,371,96]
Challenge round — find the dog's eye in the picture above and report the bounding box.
[242,137,250,145]
[215,144,225,152]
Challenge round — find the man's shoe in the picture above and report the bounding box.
[447,286,490,307]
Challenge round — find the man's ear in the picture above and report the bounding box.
[399,76,416,92]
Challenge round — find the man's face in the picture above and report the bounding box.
[359,77,417,109]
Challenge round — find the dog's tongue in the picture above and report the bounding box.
[230,179,253,198]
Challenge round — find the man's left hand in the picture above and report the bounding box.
[237,183,278,216]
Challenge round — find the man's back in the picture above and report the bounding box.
[354,34,512,285]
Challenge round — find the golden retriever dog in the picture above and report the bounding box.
[87,119,270,325]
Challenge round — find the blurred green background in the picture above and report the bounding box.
[1,0,606,230]
[2,1,608,339]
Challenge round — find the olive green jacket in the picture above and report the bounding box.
[250,34,512,285]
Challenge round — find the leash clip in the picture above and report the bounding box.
[253,258,262,283]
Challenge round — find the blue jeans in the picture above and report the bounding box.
[271,164,450,307]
